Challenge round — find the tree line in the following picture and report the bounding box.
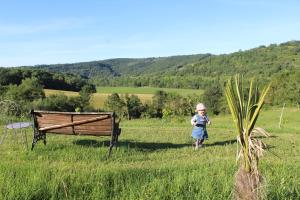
[0,67,95,92]
[1,76,96,115]
[1,73,298,120]
[0,75,223,119]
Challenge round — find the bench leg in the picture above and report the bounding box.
[31,130,46,150]
[31,134,38,150]
[108,144,113,157]
[108,134,118,157]
[108,135,115,157]
[31,126,39,150]
[115,135,119,149]
[43,134,47,145]
[115,128,121,149]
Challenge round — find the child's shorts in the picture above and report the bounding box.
[191,126,208,140]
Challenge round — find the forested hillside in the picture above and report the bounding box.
[179,41,300,77]
[29,54,209,77]
[22,41,300,89]
[105,40,300,88]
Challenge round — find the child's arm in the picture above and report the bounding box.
[205,115,211,125]
[191,115,197,126]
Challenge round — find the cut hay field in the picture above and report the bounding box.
[91,93,153,109]
[45,87,203,108]
[0,108,299,199]
[96,86,203,96]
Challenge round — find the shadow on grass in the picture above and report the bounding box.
[73,139,191,152]
[204,133,277,144]
[72,135,277,151]
[205,137,276,149]
[205,139,237,147]
[73,139,106,147]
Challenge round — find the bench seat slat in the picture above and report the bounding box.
[76,130,112,136]
[38,123,113,128]
[37,119,72,123]
[47,129,75,135]
[45,130,113,136]
[74,126,112,131]
[39,114,72,120]
[73,115,110,119]
[38,120,112,126]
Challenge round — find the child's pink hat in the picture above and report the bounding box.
[196,103,206,111]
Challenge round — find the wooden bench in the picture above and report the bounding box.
[30,110,121,156]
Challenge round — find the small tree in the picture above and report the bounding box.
[78,84,95,111]
[163,93,191,117]
[124,94,144,120]
[34,94,77,112]
[5,78,45,102]
[104,93,126,118]
[152,90,168,118]
[225,75,270,200]
[3,78,45,115]
[203,84,223,115]
[186,94,202,116]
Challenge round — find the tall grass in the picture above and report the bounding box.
[0,108,299,199]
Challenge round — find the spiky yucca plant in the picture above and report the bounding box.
[225,75,270,200]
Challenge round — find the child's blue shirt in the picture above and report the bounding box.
[191,114,210,125]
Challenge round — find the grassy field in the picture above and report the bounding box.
[96,86,203,96]
[0,108,299,199]
[44,89,79,97]
[45,87,203,109]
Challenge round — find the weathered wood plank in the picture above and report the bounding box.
[47,128,74,135]
[37,119,72,125]
[39,115,110,131]
[39,114,72,120]
[74,126,112,131]
[75,130,112,136]
[34,110,114,115]
[37,119,112,126]
[73,115,111,119]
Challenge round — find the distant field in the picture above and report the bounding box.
[45,87,203,109]
[44,89,154,108]
[44,89,79,97]
[97,86,203,96]
[91,93,153,108]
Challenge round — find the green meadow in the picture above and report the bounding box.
[0,108,299,199]
[96,86,203,96]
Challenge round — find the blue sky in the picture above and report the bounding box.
[1,0,300,67]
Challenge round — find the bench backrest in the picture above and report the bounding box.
[32,110,119,136]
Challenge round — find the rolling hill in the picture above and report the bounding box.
[28,54,210,78]
[21,40,300,89]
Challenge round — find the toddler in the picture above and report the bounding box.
[191,103,211,149]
